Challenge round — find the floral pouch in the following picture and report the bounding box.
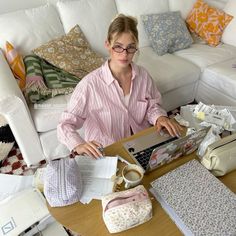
[101,185,152,233]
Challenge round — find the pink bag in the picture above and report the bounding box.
[101,185,152,233]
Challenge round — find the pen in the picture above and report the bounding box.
[97,146,105,158]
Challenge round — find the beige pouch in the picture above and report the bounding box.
[201,133,236,176]
[101,185,152,233]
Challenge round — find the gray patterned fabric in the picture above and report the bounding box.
[141,11,193,56]
[151,160,236,236]
[44,158,83,207]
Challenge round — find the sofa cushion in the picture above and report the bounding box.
[137,47,200,94]
[30,94,72,132]
[174,43,236,71]
[32,25,104,79]
[57,0,117,57]
[4,41,26,90]
[200,57,236,100]
[222,0,236,47]
[186,0,233,46]
[169,0,227,19]
[115,0,169,48]
[141,11,192,56]
[168,0,195,19]
[0,4,65,56]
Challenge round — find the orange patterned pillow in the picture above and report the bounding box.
[186,0,233,46]
[5,41,26,90]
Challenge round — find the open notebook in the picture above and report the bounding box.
[150,160,236,236]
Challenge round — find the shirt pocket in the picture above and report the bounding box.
[132,100,148,123]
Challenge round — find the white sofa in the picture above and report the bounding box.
[0,0,235,166]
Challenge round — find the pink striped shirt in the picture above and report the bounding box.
[57,60,167,151]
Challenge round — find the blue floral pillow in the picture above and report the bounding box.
[141,11,193,56]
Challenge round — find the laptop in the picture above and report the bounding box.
[122,127,209,173]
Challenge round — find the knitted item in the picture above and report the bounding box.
[0,115,15,164]
[24,55,77,103]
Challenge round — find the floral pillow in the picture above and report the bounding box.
[4,41,26,90]
[141,11,193,56]
[186,0,233,46]
[32,25,104,79]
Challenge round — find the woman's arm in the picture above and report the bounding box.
[145,72,182,137]
[57,78,103,159]
[57,81,88,151]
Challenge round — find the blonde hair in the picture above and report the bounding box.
[107,14,138,45]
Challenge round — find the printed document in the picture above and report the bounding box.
[0,174,33,201]
[75,156,118,204]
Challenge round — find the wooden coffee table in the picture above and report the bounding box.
[48,127,236,236]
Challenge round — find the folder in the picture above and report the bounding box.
[150,160,236,236]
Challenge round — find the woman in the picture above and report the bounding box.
[57,14,182,158]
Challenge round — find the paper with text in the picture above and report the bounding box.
[75,156,118,204]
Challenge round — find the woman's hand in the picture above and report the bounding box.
[73,141,103,159]
[155,116,183,137]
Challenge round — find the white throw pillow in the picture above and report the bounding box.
[168,0,196,19]
[222,0,236,47]
[205,0,227,9]
[0,4,65,56]
[57,0,118,57]
[115,0,169,48]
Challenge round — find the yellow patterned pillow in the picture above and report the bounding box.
[186,0,233,46]
[5,41,26,90]
[32,25,104,79]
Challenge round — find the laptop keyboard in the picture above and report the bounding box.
[133,137,178,170]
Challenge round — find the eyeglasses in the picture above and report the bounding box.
[112,45,137,54]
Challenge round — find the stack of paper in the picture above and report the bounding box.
[0,174,33,201]
[150,160,236,236]
[75,156,118,204]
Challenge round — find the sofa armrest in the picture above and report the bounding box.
[0,50,45,166]
[0,51,26,103]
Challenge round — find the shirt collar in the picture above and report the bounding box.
[102,60,138,86]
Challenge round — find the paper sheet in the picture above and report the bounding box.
[75,156,118,204]
[0,174,33,201]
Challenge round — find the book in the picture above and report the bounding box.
[75,156,118,204]
[150,160,236,236]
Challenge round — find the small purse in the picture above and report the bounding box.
[101,185,152,233]
[44,158,83,207]
[201,133,236,176]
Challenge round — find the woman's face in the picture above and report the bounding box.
[106,32,137,68]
